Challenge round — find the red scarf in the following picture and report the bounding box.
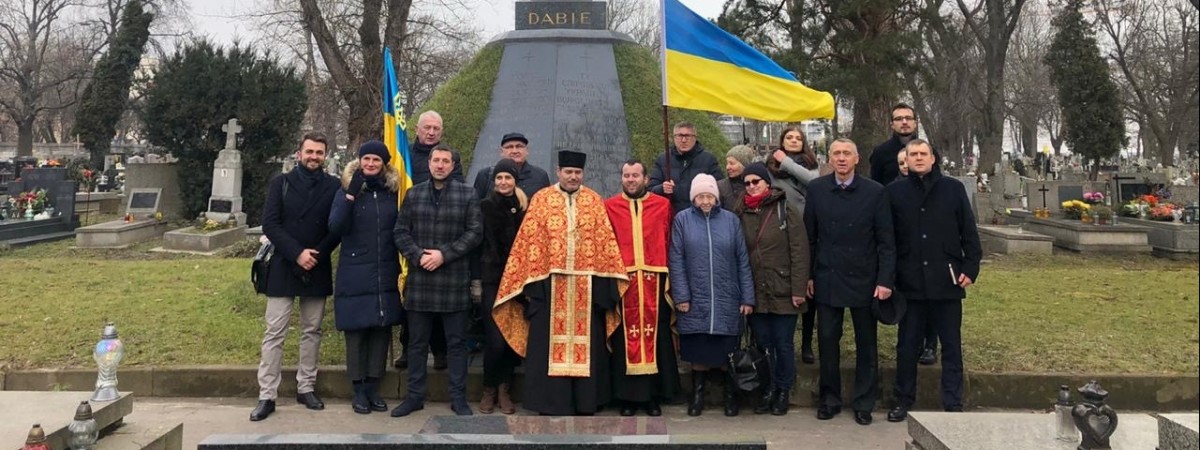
[743,191,769,209]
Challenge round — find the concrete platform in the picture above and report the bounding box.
[907,411,1159,450]
[161,225,247,253]
[1022,217,1152,254]
[97,421,184,450]
[1120,218,1199,260]
[978,225,1054,255]
[0,391,133,450]
[1157,413,1199,450]
[76,219,170,248]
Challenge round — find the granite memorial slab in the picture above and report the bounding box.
[204,118,247,226]
[75,217,170,248]
[1,167,78,246]
[198,434,766,450]
[1021,217,1152,254]
[978,225,1054,255]
[125,188,162,217]
[515,1,607,30]
[419,416,668,435]
[0,391,133,450]
[1157,413,1199,450]
[907,411,1158,450]
[1116,218,1199,259]
[123,163,183,219]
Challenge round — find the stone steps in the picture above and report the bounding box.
[1,229,76,248]
[0,392,180,450]
[97,421,184,450]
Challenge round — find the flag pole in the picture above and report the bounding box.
[662,106,671,181]
[659,0,671,181]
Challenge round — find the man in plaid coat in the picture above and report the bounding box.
[391,145,484,417]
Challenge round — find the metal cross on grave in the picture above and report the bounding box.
[1038,184,1050,209]
[221,118,242,150]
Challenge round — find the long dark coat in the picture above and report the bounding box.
[648,142,725,213]
[886,170,982,300]
[328,161,403,331]
[803,174,895,308]
[869,134,906,186]
[261,167,341,297]
[733,187,810,315]
[393,179,483,313]
[478,192,525,285]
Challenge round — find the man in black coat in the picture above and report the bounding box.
[885,139,982,422]
[804,138,896,426]
[252,132,342,421]
[472,132,551,200]
[869,103,920,186]
[391,145,484,418]
[648,121,724,213]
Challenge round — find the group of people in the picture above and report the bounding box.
[248,104,982,427]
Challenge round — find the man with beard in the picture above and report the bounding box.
[603,159,681,416]
[649,122,725,213]
[252,132,342,421]
[391,145,483,417]
[870,103,920,187]
[472,132,551,199]
[492,150,628,415]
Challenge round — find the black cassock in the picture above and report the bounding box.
[521,277,619,415]
[609,282,681,404]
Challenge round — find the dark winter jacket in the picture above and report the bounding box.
[804,174,896,308]
[328,161,403,331]
[870,134,907,186]
[649,142,725,213]
[409,140,465,185]
[393,178,483,313]
[478,192,525,285]
[886,170,982,301]
[261,166,341,297]
[668,205,754,336]
[733,188,810,315]
[716,175,744,212]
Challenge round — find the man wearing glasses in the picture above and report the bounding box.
[870,104,920,186]
[649,122,724,213]
[472,132,551,199]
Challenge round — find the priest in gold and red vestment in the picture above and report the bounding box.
[604,160,682,417]
[493,150,628,416]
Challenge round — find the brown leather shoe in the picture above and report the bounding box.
[479,386,497,414]
[497,383,517,414]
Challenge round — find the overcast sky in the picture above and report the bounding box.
[187,0,723,48]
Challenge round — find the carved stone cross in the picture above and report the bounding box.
[222,118,242,150]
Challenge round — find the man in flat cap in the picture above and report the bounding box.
[472,132,551,200]
[492,150,628,415]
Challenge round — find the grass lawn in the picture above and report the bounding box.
[1,240,1196,374]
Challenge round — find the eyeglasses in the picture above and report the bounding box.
[744,178,765,186]
[892,115,916,122]
[673,133,696,139]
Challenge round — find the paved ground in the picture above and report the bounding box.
[131,398,912,449]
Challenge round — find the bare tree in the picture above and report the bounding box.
[1004,0,1058,158]
[1096,0,1199,166]
[609,0,660,50]
[956,0,1028,174]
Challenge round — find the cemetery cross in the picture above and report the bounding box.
[1038,184,1050,209]
[221,119,242,151]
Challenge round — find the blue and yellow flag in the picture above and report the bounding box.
[383,48,413,291]
[660,0,835,122]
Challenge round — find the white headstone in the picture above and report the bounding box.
[205,118,247,225]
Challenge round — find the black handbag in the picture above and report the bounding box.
[251,241,274,294]
[726,319,772,393]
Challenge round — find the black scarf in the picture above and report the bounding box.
[297,165,325,189]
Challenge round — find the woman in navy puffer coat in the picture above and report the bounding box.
[668,173,754,418]
[328,141,403,415]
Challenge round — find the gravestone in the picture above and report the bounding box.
[906,411,1159,450]
[125,188,162,217]
[205,119,247,226]
[123,163,183,219]
[467,1,636,196]
[1023,180,1098,213]
[0,168,78,247]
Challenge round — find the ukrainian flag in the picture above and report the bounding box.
[383,48,413,291]
[661,0,835,122]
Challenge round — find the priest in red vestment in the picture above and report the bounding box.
[604,159,682,417]
[493,150,628,415]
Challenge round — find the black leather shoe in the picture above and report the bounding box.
[801,348,815,364]
[816,405,841,420]
[944,405,964,412]
[451,398,474,416]
[770,389,790,416]
[854,410,873,425]
[364,379,388,412]
[393,354,408,369]
[644,402,661,417]
[619,404,637,416]
[351,384,370,415]
[296,392,324,410]
[390,399,425,417]
[249,400,275,421]
[887,406,908,422]
[433,353,448,370]
[919,347,937,365]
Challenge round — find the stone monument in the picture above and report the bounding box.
[206,119,247,226]
[467,0,634,195]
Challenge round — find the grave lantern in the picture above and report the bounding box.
[91,322,125,402]
[68,401,98,450]
[22,424,49,450]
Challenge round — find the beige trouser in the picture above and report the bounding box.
[257,296,326,400]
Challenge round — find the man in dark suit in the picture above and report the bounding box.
[804,138,895,426]
[391,145,484,417]
[885,139,982,422]
[252,131,342,421]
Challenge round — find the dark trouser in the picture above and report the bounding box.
[481,283,521,387]
[923,320,938,352]
[894,298,964,409]
[345,326,392,381]
[817,303,878,412]
[749,313,799,390]
[800,306,816,352]
[405,310,469,401]
[400,310,446,356]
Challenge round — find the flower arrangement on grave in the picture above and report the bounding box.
[1082,191,1105,204]
[1091,204,1114,224]
[1148,203,1181,221]
[194,214,239,232]
[1120,194,1158,218]
[79,169,98,192]
[1061,199,1090,220]
[13,189,50,214]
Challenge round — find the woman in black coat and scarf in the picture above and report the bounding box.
[477,159,528,414]
[328,141,403,415]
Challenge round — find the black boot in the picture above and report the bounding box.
[364,377,388,412]
[723,371,739,417]
[351,381,370,414]
[771,388,790,416]
[687,369,706,417]
[753,386,777,414]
